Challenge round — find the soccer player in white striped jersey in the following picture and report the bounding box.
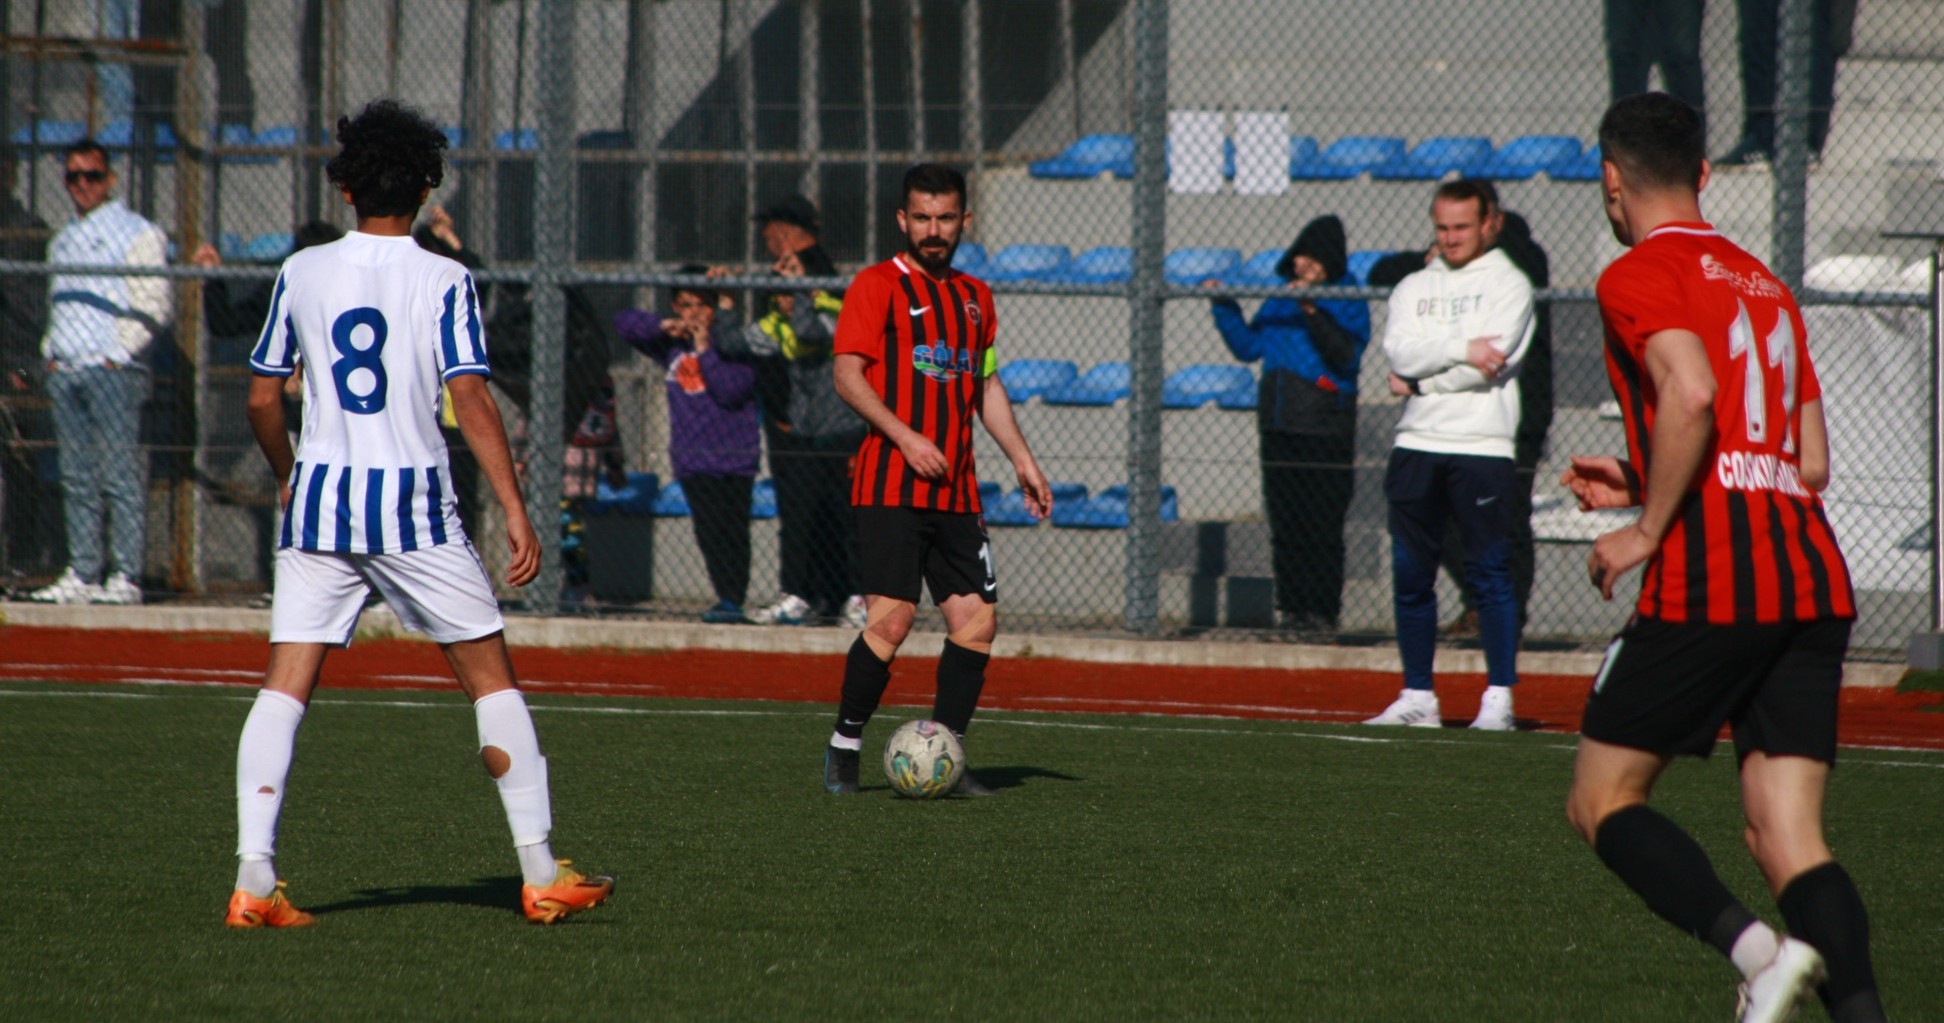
[225,100,612,927]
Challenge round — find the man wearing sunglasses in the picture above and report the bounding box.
[27,139,171,605]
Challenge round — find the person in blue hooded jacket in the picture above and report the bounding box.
[1204,214,1370,637]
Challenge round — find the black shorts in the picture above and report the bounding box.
[853,506,996,606]
[1581,616,1851,763]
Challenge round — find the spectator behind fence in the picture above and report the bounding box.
[1604,0,1705,134]
[1,156,52,581]
[1368,179,1532,732]
[720,195,868,629]
[1718,0,1859,168]
[1,156,49,391]
[1201,214,1370,638]
[27,139,171,606]
[614,266,761,624]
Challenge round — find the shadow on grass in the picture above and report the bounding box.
[962,764,1083,791]
[306,876,521,917]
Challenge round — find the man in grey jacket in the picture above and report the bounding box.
[28,139,171,605]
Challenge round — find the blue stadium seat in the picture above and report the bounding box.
[978,480,1003,508]
[1164,247,1240,286]
[952,241,988,275]
[585,472,662,515]
[217,232,246,260]
[1163,365,1255,409]
[214,123,274,165]
[1224,249,1284,287]
[97,119,178,163]
[440,126,466,150]
[8,119,86,147]
[1289,136,1406,180]
[242,233,294,262]
[988,482,1088,527]
[982,244,1070,282]
[998,358,1079,400]
[650,480,690,517]
[494,128,539,150]
[1050,246,1133,284]
[252,124,301,152]
[1215,383,1259,411]
[1370,136,1493,180]
[1042,362,1132,406]
[750,478,777,520]
[1285,136,1321,177]
[1029,133,1135,179]
[1474,135,1581,181]
[1347,249,1387,286]
[1053,485,1179,529]
[1548,143,1602,181]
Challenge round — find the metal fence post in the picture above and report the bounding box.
[175,1,208,594]
[1771,0,1812,291]
[1123,0,1167,634]
[526,0,575,615]
[1914,250,1944,669]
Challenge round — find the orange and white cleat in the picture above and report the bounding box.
[225,881,316,928]
[521,860,615,925]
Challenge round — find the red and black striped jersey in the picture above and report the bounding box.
[1597,222,1854,624]
[834,254,999,512]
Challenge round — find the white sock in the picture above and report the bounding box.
[236,855,278,899]
[517,842,559,887]
[1730,921,1782,980]
[474,689,556,885]
[236,689,306,886]
[829,732,863,752]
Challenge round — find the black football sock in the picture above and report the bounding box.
[833,635,892,742]
[1778,862,1885,1023]
[1594,804,1757,958]
[932,639,990,738]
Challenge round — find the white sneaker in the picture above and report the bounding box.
[1364,689,1442,727]
[95,572,143,606]
[26,568,100,605]
[1469,686,1515,731]
[1737,937,1824,1023]
[748,593,811,626]
[841,594,868,631]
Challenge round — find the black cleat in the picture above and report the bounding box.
[823,745,860,794]
[955,769,997,797]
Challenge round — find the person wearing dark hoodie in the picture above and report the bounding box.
[1204,214,1371,637]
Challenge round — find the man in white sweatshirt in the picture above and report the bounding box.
[1369,179,1533,731]
[28,139,171,605]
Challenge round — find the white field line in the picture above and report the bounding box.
[2,685,1941,767]
[1013,694,1368,718]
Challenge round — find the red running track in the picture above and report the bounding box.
[3,627,1941,750]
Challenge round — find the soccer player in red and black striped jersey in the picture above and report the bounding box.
[820,164,1052,796]
[1561,94,1883,1023]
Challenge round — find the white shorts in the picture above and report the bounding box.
[270,543,505,646]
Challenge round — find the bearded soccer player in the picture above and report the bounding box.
[1562,93,1884,1023]
[820,164,1053,796]
[227,100,612,926]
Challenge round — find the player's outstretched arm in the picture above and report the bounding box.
[1560,456,1641,510]
[446,374,540,587]
[833,352,948,479]
[1798,398,1829,492]
[245,373,296,507]
[977,373,1052,519]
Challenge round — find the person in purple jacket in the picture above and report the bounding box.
[614,267,761,623]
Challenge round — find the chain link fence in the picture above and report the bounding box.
[0,0,1938,657]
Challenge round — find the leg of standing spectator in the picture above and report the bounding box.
[685,473,753,609]
[1809,0,1842,155]
[769,435,812,605]
[1290,430,1353,627]
[1511,442,1542,629]
[98,365,150,585]
[807,444,857,614]
[1452,455,1521,689]
[48,370,106,581]
[1660,0,1709,137]
[1604,0,1655,102]
[1260,430,1304,622]
[1734,0,1779,155]
[1386,450,1446,693]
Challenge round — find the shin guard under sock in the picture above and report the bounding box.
[1778,862,1885,1022]
[834,635,893,743]
[1594,804,1755,957]
[933,639,991,738]
[236,689,307,875]
[474,689,553,858]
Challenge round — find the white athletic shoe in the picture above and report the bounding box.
[1364,689,1442,727]
[95,572,143,606]
[26,568,100,605]
[749,593,811,626]
[841,594,868,631]
[1468,686,1515,731]
[1737,937,1825,1023]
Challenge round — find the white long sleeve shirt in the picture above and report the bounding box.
[1382,246,1533,459]
[42,198,172,369]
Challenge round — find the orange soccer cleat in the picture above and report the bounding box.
[521,860,615,925]
[225,881,316,928]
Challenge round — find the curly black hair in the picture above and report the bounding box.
[324,99,446,219]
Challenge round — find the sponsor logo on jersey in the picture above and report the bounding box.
[913,343,973,381]
[1700,255,1786,300]
[1715,449,1811,498]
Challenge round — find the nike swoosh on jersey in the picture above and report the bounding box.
[909,305,930,317]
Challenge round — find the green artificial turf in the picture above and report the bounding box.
[1,681,1939,1021]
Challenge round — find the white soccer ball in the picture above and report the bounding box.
[882,719,965,799]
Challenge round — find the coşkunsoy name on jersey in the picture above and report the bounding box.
[278,460,463,553]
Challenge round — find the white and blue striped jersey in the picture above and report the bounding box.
[250,231,489,553]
